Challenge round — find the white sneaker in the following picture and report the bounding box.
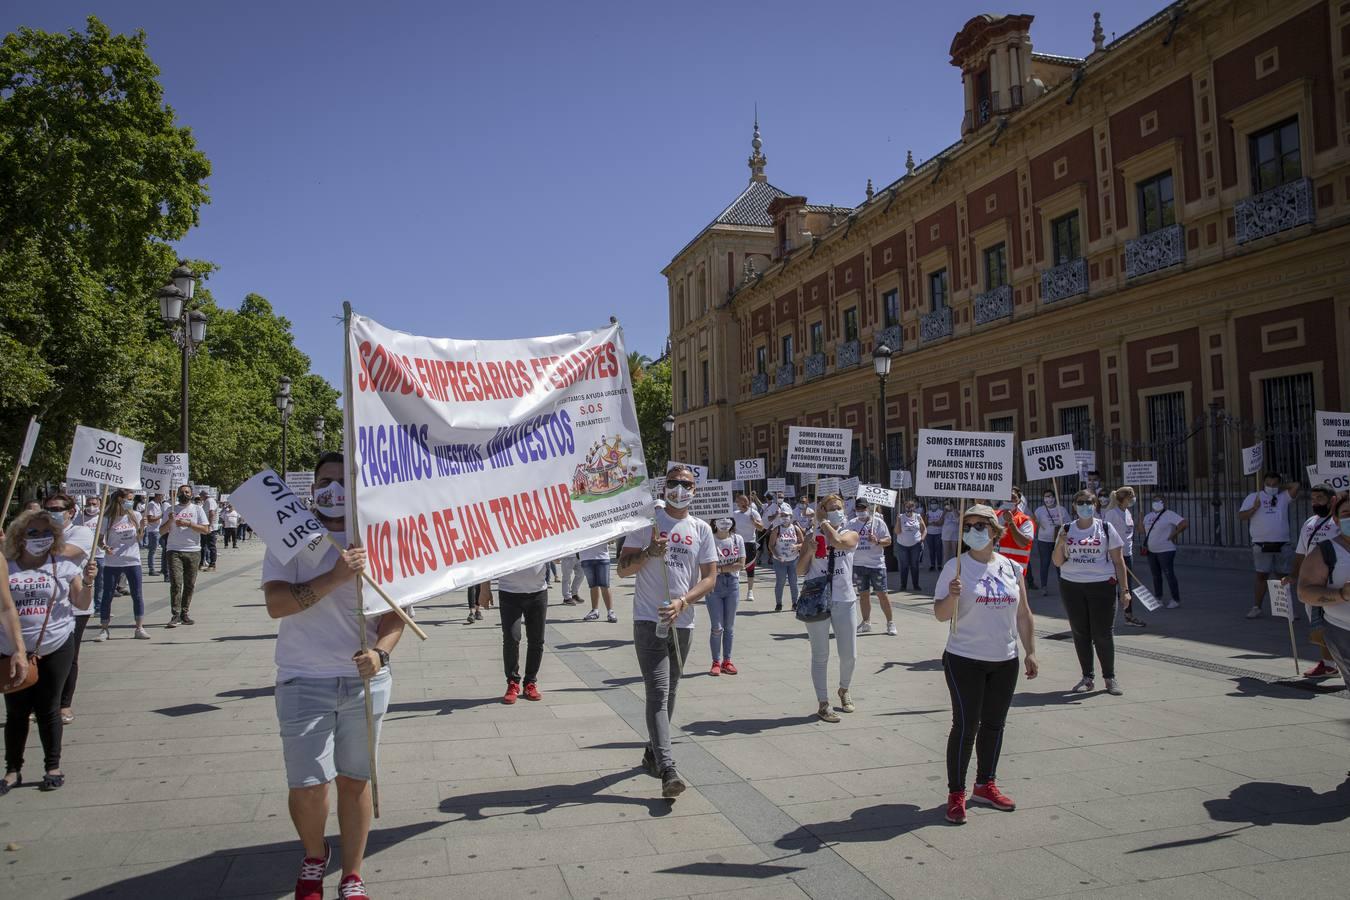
[1070,677,1094,693]
[606,610,618,623]
[856,621,872,634]
[1165,599,1180,609]
[134,626,151,640]
[93,627,110,642]
[885,622,897,636]
[1105,678,1124,696]
[583,610,600,621]
[746,591,755,602]
[1245,606,1264,619]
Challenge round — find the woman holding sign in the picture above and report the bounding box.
[933,504,1038,825]
[95,488,149,642]
[1053,490,1130,696]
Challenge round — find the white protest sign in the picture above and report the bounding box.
[786,426,852,476]
[817,476,841,496]
[1241,443,1264,477]
[1306,465,1350,491]
[785,485,796,498]
[157,453,190,490]
[1267,579,1294,622]
[65,478,99,498]
[840,476,860,497]
[857,484,897,508]
[1131,583,1161,612]
[285,471,314,499]
[138,464,174,496]
[690,480,734,520]
[230,469,327,563]
[1074,450,1096,478]
[1122,461,1158,486]
[889,469,912,490]
[347,313,653,611]
[766,477,786,495]
[1022,434,1075,480]
[734,458,765,481]
[19,418,40,468]
[667,460,709,485]
[66,425,144,489]
[1315,411,1350,473]
[915,429,1015,499]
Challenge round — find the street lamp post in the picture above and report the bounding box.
[873,343,894,571]
[158,265,206,454]
[662,414,675,463]
[313,416,326,452]
[275,377,293,476]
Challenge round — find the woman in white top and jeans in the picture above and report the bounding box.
[96,488,149,641]
[1053,490,1130,696]
[1103,487,1144,628]
[795,494,860,722]
[769,519,805,612]
[933,504,1038,825]
[894,500,926,592]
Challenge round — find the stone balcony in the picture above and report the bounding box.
[1125,222,1185,279]
[804,352,826,380]
[1235,177,1313,245]
[920,306,953,343]
[973,283,1013,326]
[750,372,768,396]
[1041,257,1088,304]
[775,363,794,389]
[877,325,902,353]
[836,340,860,369]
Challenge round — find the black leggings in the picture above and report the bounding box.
[59,616,91,709]
[1060,579,1117,679]
[5,634,77,773]
[499,589,547,685]
[942,651,1019,793]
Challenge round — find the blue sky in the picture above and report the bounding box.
[6,1,1164,389]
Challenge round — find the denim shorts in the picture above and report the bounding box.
[853,565,887,593]
[1251,544,1290,575]
[580,559,610,588]
[275,670,392,788]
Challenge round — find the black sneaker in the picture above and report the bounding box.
[165,616,180,629]
[180,614,195,626]
[640,747,660,779]
[1123,614,1147,628]
[661,767,686,799]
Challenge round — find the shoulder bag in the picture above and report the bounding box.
[796,547,835,622]
[1,559,57,694]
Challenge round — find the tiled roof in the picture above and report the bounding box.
[712,180,790,227]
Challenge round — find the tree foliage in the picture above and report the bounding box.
[633,358,672,476]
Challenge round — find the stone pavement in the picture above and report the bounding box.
[2,538,1348,899]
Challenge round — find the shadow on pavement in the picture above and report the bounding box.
[555,639,628,651]
[384,696,500,719]
[773,801,932,853]
[1203,777,1350,826]
[439,771,673,821]
[211,633,277,642]
[656,860,805,879]
[216,685,275,701]
[681,715,815,737]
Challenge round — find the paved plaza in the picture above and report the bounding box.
[2,540,1348,899]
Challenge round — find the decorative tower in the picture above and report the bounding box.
[747,114,767,183]
[1091,12,1105,54]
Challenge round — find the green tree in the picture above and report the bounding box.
[627,350,651,384]
[633,358,671,475]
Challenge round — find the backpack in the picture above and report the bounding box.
[1318,539,1340,586]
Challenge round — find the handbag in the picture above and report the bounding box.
[795,547,835,623]
[1,560,56,694]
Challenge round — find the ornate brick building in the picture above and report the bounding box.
[664,0,1350,545]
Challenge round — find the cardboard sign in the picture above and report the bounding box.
[138,464,174,496]
[734,458,765,481]
[1241,443,1264,477]
[19,418,40,468]
[66,425,144,489]
[666,460,709,486]
[1022,434,1075,480]
[784,485,796,498]
[889,469,912,490]
[157,453,190,490]
[230,469,327,563]
[1316,410,1350,473]
[840,476,860,497]
[65,478,99,498]
[816,476,841,496]
[857,484,897,508]
[1132,583,1161,612]
[1306,465,1350,491]
[786,426,852,476]
[1267,579,1294,622]
[285,470,314,499]
[766,477,786,495]
[1074,450,1097,479]
[1122,461,1158,486]
[915,429,1014,499]
[690,480,734,520]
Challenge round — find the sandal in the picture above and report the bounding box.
[40,773,64,792]
[0,773,20,796]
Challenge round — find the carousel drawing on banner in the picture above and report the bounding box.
[572,435,644,501]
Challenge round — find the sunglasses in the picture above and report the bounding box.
[962,522,991,532]
[25,528,55,538]
[665,479,695,489]
[42,506,69,514]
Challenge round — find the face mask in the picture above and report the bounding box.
[826,510,844,527]
[962,527,991,551]
[1264,486,1278,497]
[1152,500,1165,512]
[1340,519,1350,538]
[314,481,347,518]
[855,506,869,516]
[24,535,54,556]
[1043,497,1054,507]
[1313,504,1331,517]
[122,500,134,510]
[665,485,692,509]
[45,510,66,527]
[715,519,732,533]
[178,493,191,503]
[84,506,98,518]
[1076,504,1095,519]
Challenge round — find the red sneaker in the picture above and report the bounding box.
[709,661,721,676]
[1304,660,1340,677]
[502,680,520,704]
[972,780,1016,811]
[339,873,370,898]
[294,842,329,900]
[720,660,738,675]
[523,682,541,701]
[945,790,967,824]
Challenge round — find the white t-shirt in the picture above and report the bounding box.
[164,502,210,551]
[1141,509,1184,553]
[937,552,1022,662]
[224,509,241,528]
[5,557,81,657]
[1242,490,1292,544]
[1295,513,1340,556]
[1103,507,1135,557]
[1034,504,1065,542]
[732,507,762,545]
[623,509,717,629]
[770,523,802,563]
[498,562,549,594]
[62,524,94,564]
[793,505,815,531]
[261,530,384,680]
[941,510,959,541]
[1059,519,1124,583]
[144,501,162,523]
[926,507,945,532]
[894,511,924,548]
[579,541,611,562]
[803,533,857,604]
[848,514,891,569]
[1319,540,1350,630]
[713,532,746,568]
[102,513,142,567]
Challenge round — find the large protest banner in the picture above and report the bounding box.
[786,426,852,476]
[1315,411,1350,473]
[915,428,1014,499]
[1022,434,1075,480]
[345,312,653,610]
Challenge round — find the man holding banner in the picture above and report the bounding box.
[260,453,406,900]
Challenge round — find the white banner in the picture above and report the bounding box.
[230,470,328,564]
[1022,434,1075,480]
[285,471,314,499]
[19,417,40,468]
[786,426,852,476]
[734,458,765,481]
[666,460,709,486]
[1307,465,1350,491]
[1267,579,1294,622]
[1122,461,1158,486]
[66,425,144,489]
[1241,443,1264,477]
[889,469,912,490]
[1132,583,1161,612]
[785,485,796,498]
[690,481,734,520]
[1315,410,1350,473]
[816,476,841,496]
[138,464,174,496]
[346,313,652,610]
[1074,450,1097,478]
[157,453,190,490]
[840,476,860,497]
[766,477,786,495]
[915,429,1014,499]
[857,484,897,508]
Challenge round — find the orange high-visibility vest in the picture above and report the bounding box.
[998,508,1036,572]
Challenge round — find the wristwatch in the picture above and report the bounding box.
[375,648,390,669]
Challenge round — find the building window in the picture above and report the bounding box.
[809,322,823,355]
[988,415,1014,433]
[928,269,949,311]
[1059,405,1093,481]
[680,370,688,412]
[983,243,1008,290]
[1262,372,1314,483]
[1249,117,1300,194]
[781,333,794,363]
[1050,211,1081,265]
[1146,392,1189,491]
[885,431,906,470]
[882,289,900,327]
[843,308,859,343]
[1136,171,1175,235]
[755,345,766,376]
[701,360,709,406]
[850,437,863,478]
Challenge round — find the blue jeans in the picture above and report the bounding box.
[897,543,922,590]
[92,558,106,604]
[707,574,739,661]
[772,559,799,608]
[144,531,161,574]
[1145,550,1180,602]
[925,533,944,570]
[99,565,144,622]
[1036,541,1056,590]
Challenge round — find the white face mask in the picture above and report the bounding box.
[24,535,54,557]
[313,481,347,518]
[826,510,845,527]
[715,519,732,533]
[665,485,693,509]
[1043,497,1055,507]
[1076,503,1096,519]
[963,527,991,551]
[1152,500,1165,512]
[1263,485,1278,496]
[84,506,98,518]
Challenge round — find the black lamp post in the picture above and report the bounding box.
[873,343,893,489]
[275,377,293,475]
[158,265,206,454]
[313,415,326,452]
[662,414,675,462]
